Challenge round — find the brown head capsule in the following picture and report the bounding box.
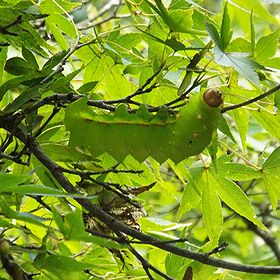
[203,88,223,107]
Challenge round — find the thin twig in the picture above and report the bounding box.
[130,238,189,245]
[221,84,280,113]
[0,152,29,165]
[39,36,81,85]
[88,177,142,209]
[79,14,130,30]
[34,107,60,138]
[104,65,164,105]
[207,242,229,256]
[23,93,117,116]
[61,166,144,176]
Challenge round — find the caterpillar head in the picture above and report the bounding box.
[203,88,223,107]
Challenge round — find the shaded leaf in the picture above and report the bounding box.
[206,22,222,49]
[4,57,35,76]
[22,46,38,70]
[214,48,262,85]
[220,2,232,50]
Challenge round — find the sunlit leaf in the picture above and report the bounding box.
[201,170,223,244]
[255,29,280,62]
[209,165,266,230]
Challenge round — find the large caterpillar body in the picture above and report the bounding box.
[65,89,223,164]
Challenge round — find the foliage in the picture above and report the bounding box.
[0,0,279,279]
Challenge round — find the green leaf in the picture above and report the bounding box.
[218,162,261,181]
[263,146,280,169]
[22,46,39,70]
[250,110,280,141]
[233,108,249,151]
[144,0,169,25]
[0,47,7,85]
[46,17,69,50]
[36,255,88,280]
[0,173,27,187]
[214,48,261,85]
[77,81,98,94]
[208,166,266,230]
[206,22,222,50]
[42,50,67,72]
[261,147,280,208]
[220,2,232,50]
[41,143,92,162]
[48,12,77,38]
[0,184,96,199]
[0,73,37,103]
[177,165,202,219]
[218,115,236,143]
[154,0,170,24]
[261,173,280,209]
[0,197,48,227]
[51,206,65,234]
[64,209,85,240]
[168,9,193,33]
[229,0,276,23]
[39,0,80,14]
[250,10,255,57]
[140,217,188,232]
[227,37,251,53]
[3,86,40,114]
[165,228,189,279]
[164,38,187,51]
[4,57,35,76]
[255,29,280,62]
[201,170,222,244]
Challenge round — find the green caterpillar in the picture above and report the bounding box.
[65,89,223,164]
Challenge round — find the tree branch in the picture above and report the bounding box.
[221,84,280,113]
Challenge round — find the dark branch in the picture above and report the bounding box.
[0,152,29,166]
[207,242,229,256]
[221,84,280,113]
